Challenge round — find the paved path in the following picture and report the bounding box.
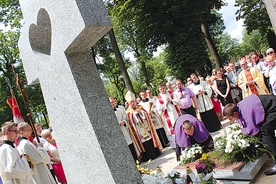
[145,119,276,183]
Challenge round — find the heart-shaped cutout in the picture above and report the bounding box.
[29,8,52,55]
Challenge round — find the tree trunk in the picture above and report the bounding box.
[201,22,223,68]
[108,28,134,93]
[140,60,151,87]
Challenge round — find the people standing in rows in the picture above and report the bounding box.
[17,122,57,184]
[156,84,181,148]
[109,97,138,161]
[238,57,269,99]
[213,68,233,106]
[41,129,67,184]
[227,62,242,104]
[205,76,223,121]
[125,91,161,162]
[175,79,198,117]
[189,73,221,133]
[265,54,276,95]
[138,91,169,148]
[0,122,35,184]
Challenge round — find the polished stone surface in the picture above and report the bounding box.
[213,154,268,181]
[18,0,142,183]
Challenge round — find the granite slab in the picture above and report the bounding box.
[213,154,268,181]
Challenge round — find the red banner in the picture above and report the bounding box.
[6,96,24,123]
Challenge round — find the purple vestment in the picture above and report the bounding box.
[237,94,265,135]
[175,114,210,147]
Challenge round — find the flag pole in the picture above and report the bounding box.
[11,65,40,143]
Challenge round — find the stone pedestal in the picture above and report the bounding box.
[213,154,268,181]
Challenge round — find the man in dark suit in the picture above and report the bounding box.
[227,62,242,104]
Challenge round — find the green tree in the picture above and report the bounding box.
[213,33,242,64]
[240,29,269,54]
[112,0,224,80]
[94,34,130,103]
[235,0,276,49]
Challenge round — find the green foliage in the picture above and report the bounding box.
[0,0,22,29]
[214,33,242,64]
[235,0,276,49]
[94,34,129,103]
[240,29,269,54]
[235,0,272,35]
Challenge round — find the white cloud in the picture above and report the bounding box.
[219,0,244,42]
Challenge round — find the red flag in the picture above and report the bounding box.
[6,96,24,123]
[6,96,34,145]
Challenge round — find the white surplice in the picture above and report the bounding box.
[0,143,36,184]
[17,139,56,184]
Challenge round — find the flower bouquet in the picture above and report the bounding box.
[212,124,272,164]
[179,144,203,165]
[195,153,216,183]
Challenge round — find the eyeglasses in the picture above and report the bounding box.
[8,130,19,133]
[267,51,274,55]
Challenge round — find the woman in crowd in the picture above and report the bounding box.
[213,68,233,106]
[41,129,67,184]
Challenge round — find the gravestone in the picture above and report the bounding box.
[18,0,142,183]
[263,0,276,35]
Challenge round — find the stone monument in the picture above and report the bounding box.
[263,0,276,35]
[18,0,142,183]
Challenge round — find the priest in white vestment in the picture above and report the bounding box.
[17,122,56,184]
[189,73,221,133]
[0,122,36,184]
[156,84,182,148]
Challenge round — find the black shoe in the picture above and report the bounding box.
[264,165,276,176]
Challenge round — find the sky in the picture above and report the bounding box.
[219,0,244,42]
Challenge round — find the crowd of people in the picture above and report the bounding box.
[110,47,276,176]
[0,122,66,183]
[1,48,276,183]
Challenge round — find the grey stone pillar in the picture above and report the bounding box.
[18,0,142,183]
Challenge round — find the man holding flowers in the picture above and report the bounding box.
[223,94,276,175]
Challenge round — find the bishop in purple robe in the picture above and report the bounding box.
[174,114,214,161]
[223,94,276,176]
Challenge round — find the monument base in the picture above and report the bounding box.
[213,154,268,181]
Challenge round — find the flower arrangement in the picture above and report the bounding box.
[195,154,216,184]
[195,153,216,175]
[179,144,203,165]
[212,124,271,164]
[166,171,181,183]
